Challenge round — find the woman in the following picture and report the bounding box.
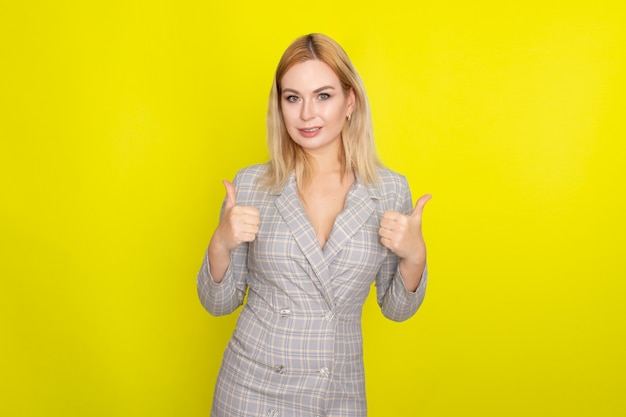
[198,33,430,417]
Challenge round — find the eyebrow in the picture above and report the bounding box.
[282,85,336,95]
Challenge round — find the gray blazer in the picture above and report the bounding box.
[198,164,427,417]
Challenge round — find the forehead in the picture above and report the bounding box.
[280,59,341,91]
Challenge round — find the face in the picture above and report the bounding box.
[280,59,355,156]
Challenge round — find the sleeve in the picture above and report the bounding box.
[196,171,249,316]
[375,174,428,322]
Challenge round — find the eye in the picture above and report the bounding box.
[285,95,300,103]
[318,93,331,100]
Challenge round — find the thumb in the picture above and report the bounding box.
[411,194,432,218]
[223,180,237,209]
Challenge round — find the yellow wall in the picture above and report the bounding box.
[2,1,625,416]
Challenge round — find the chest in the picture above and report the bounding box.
[248,195,387,294]
[300,178,353,249]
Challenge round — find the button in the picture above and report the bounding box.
[324,311,335,321]
[319,367,330,378]
[279,308,291,318]
[267,408,279,417]
[273,365,285,374]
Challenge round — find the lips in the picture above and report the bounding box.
[298,127,322,138]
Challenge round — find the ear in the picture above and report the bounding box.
[347,88,356,114]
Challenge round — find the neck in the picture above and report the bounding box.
[303,142,344,176]
[308,155,342,175]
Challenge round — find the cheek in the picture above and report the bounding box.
[280,111,296,130]
[282,106,300,123]
[322,105,346,125]
[325,100,347,118]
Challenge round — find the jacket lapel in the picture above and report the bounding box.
[273,175,335,308]
[273,173,380,309]
[323,178,379,264]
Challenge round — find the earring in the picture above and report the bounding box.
[347,113,351,121]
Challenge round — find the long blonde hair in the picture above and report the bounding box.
[263,33,380,191]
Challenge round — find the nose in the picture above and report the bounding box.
[300,99,315,121]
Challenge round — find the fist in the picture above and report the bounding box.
[379,194,431,261]
[214,180,260,252]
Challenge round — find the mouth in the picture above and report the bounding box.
[298,126,323,138]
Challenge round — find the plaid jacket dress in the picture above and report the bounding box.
[197,164,427,417]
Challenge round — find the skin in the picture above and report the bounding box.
[280,59,354,157]
[208,59,430,291]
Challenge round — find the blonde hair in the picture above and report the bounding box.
[263,33,380,191]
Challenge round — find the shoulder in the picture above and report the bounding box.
[232,163,270,190]
[232,163,270,204]
[374,167,410,198]
[234,163,269,183]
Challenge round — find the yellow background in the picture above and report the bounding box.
[2,1,625,416]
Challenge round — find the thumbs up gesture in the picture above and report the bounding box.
[379,194,431,262]
[212,180,260,252]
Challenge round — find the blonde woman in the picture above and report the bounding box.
[198,33,431,417]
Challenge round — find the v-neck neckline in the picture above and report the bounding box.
[297,175,357,250]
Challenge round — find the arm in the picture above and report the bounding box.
[197,241,250,316]
[197,175,259,316]
[376,175,429,322]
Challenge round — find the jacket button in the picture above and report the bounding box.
[274,365,286,374]
[267,408,279,416]
[319,367,330,378]
[279,308,291,318]
[324,311,335,321]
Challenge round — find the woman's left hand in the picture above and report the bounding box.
[379,194,432,263]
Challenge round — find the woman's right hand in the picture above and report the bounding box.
[207,180,259,283]
[211,180,260,253]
